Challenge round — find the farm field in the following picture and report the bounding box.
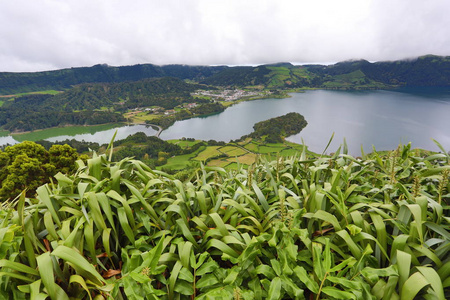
[160,138,314,171]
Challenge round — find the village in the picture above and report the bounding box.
[192,88,269,101]
[126,88,270,119]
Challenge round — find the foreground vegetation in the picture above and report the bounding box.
[0,140,448,299]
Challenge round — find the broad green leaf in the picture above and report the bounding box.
[293,266,319,294]
[69,275,93,300]
[195,273,220,289]
[52,245,105,286]
[36,252,69,300]
[397,250,411,290]
[416,266,445,300]
[196,259,219,276]
[267,277,282,300]
[36,186,61,227]
[0,259,39,276]
[312,210,342,231]
[321,286,356,299]
[400,272,429,300]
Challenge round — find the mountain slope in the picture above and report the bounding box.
[0,64,227,94]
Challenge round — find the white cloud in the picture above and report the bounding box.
[0,0,449,71]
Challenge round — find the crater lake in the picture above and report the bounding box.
[2,88,450,155]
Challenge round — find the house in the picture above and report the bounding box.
[184,103,197,108]
[164,109,176,115]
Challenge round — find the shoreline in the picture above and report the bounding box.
[8,122,126,136]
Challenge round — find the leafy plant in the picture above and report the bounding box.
[0,142,448,299]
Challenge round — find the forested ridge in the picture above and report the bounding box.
[1,55,450,95]
[0,64,226,94]
[0,77,208,131]
[308,55,450,86]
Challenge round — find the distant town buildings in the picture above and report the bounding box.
[193,89,268,101]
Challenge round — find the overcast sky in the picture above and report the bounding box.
[1,0,450,72]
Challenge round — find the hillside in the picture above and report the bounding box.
[0,64,226,94]
[201,65,323,88]
[202,55,450,89]
[308,55,450,87]
[0,77,208,131]
[1,55,450,95]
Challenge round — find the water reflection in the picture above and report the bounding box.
[1,89,450,155]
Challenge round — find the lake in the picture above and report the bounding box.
[2,88,450,155]
[160,88,450,154]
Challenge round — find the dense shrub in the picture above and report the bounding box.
[0,142,448,299]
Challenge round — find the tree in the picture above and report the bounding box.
[48,144,79,174]
[0,141,79,200]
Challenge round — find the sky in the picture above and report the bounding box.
[1,0,450,72]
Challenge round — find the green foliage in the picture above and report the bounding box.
[0,77,208,131]
[0,107,125,132]
[190,102,225,116]
[0,143,448,299]
[201,66,272,87]
[0,64,226,95]
[0,141,79,199]
[111,133,186,168]
[243,112,308,143]
[308,55,450,87]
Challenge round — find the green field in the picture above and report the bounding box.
[168,139,202,148]
[162,145,206,170]
[7,90,62,97]
[194,146,222,161]
[11,123,123,142]
[158,138,310,171]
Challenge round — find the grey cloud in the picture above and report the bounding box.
[0,0,449,72]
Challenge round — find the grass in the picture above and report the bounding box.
[162,145,206,171]
[11,123,123,142]
[237,137,252,145]
[125,111,161,123]
[219,145,247,156]
[229,153,257,165]
[168,139,202,149]
[219,101,235,107]
[2,90,62,98]
[207,158,231,168]
[194,146,222,161]
[255,144,285,154]
[243,142,259,152]
[19,90,61,96]
[158,139,311,170]
[162,153,196,170]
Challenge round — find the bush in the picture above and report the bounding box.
[0,143,448,299]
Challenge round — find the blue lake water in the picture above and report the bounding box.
[160,88,450,154]
[2,88,450,155]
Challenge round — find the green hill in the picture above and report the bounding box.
[308,55,450,87]
[2,55,450,95]
[0,77,207,131]
[0,64,226,94]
